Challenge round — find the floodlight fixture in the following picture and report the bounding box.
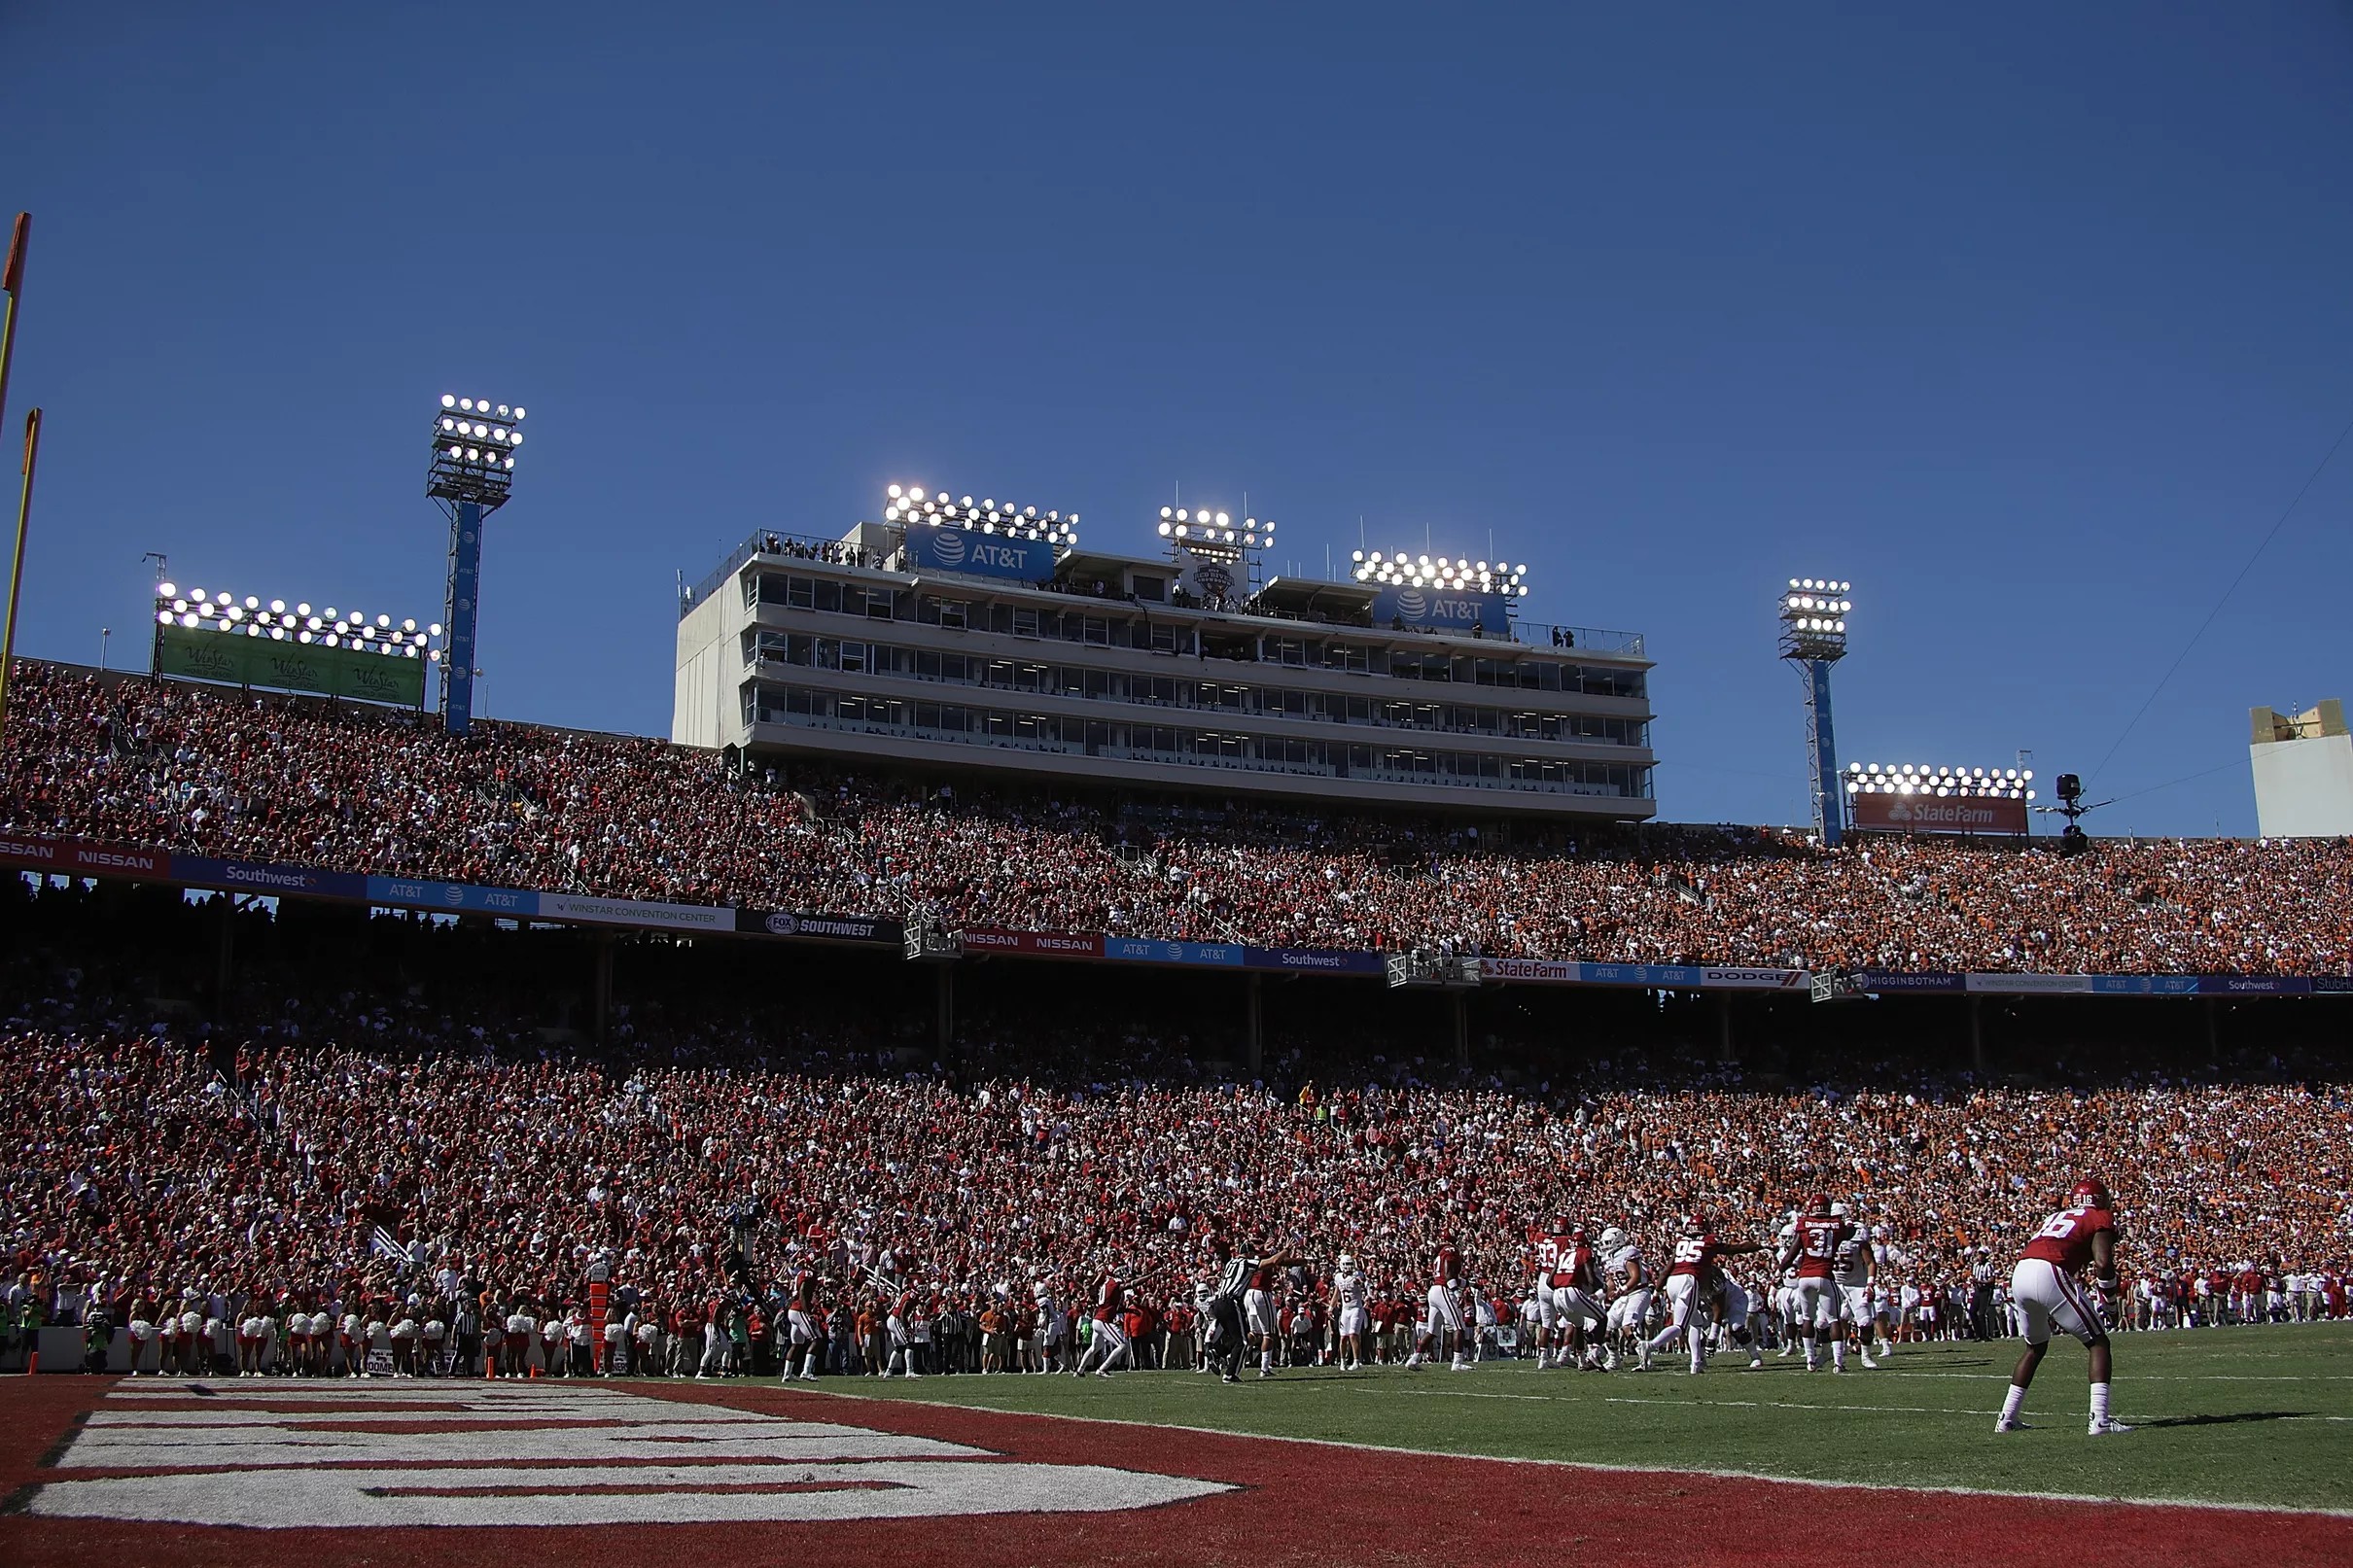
[882,482,1080,551]
[154,580,442,660]
[1350,547,1529,596]
[1844,761,2035,802]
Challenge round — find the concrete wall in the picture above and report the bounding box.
[2251,731,2353,838]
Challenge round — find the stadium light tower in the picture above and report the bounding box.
[425,393,526,735]
[1778,576,1853,845]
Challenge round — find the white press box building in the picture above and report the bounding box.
[673,489,1656,819]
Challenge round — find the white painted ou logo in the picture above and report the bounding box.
[931,527,967,565]
[33,1384,1233,1529]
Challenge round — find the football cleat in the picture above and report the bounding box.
[2089,1417,2133,1436]
[1993,1416,2030,1434]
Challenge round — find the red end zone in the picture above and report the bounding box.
[1,1376,2345,1568]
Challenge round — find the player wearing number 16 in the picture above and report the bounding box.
[1997,1176,2132,1437]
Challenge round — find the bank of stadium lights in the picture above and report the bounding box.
[1348,549,1529,597]
[437,394,524,465]
[152,582,441,659]
[883,484,1078,549]
[428,394,525,507]
[1157,506,1274,551]
[1845,762,2036,802]
[1782,577,1851,640]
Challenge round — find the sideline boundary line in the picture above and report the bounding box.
[787,1381,2353,1521]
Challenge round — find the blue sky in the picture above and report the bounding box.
[5,3,2349,834]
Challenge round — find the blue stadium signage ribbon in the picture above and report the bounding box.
[365,876,539,917]
[2194,974,2312,995]
[2088,975,2202,996]
[1105,937,1247,966]
[173,854,368,901]
[732,907,901,944]
[1243,946,1387,975]
[1857,970,1966,993]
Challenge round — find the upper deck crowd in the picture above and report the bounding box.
[4,662,2348,975]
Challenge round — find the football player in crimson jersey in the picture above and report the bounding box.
[1998,1177,2131,1436]
[1550,1228,1608,1369]
[1073,1271,1133,1378]
[1774,1195,1850,1373]
[1642,1216,1766,1374]
[1406,1238,1470,1372]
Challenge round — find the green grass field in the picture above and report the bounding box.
[825,1322,2353,1513]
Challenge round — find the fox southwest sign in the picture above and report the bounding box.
[1849,789,2028,837]
[156,624,427,707]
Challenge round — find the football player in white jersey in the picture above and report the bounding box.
[1332,1255,1370,1371]
[1830,1203,1880,1370]
[1598,1226,1650,1371]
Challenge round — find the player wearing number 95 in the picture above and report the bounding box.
[1997,1176,2132,1437]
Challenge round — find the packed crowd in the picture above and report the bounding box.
[5,907,2345,1380]
[6,661,2353,974]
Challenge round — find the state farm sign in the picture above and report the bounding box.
[1850,791,2027,836]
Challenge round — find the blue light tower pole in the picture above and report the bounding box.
[1778,577,1853,846]
[425,394,526,735]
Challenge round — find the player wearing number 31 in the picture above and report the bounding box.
[1997,1176,2132,1437]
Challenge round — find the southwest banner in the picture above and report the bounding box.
[157,624,427,707]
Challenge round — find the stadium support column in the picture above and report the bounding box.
[424,394,526,737]
[1716,993,1735,1063]
[1802,659,1844,847]
[1776,578,1852,848]
[1968,993,1985,1074]
[1452,992,1470,1074]
[1245,973,1263,1078]
[936,965,954,1057]
[440,499,483,735]
[593,932,614,1044]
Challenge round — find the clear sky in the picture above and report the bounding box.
[5,3,2349,835]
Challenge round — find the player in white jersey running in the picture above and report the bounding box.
[1830,1203,1880,1371]
[1599,1227,1650,1371]
[1332,1256,1370,1371]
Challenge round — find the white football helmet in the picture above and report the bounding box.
[1598,1227,1628,1250]
[1829,1202,1849,1218]
[1335,1253,1355,1271]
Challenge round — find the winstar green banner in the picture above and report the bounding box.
[156,624,426,706]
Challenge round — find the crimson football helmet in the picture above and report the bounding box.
[2071,1176,2111,1208]
[1806,1193,1832,1218]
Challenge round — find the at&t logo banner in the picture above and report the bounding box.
[1371,584,1506,635]
[905,524,1052,582]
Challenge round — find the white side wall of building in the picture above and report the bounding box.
[670,592,733,749]
[2251,732,2353,838]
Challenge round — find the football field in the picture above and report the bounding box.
[2,1324,2344,1568]
[832,1321,2353,1514]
